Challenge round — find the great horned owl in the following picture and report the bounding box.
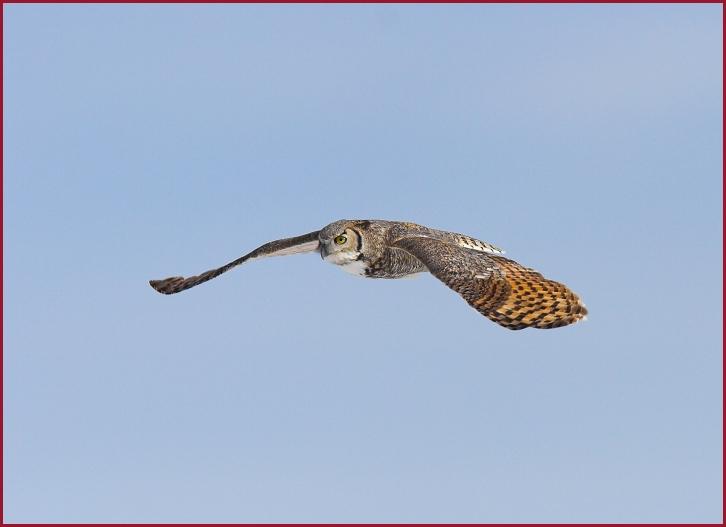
[150,219,587,330]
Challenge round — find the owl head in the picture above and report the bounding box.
[318,219,372,265]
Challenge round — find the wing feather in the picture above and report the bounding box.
[149,230,320,295]
[393,236,587,330]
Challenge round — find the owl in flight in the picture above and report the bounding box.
[150,219,587,330]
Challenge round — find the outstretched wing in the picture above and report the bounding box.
[393,236,587,330]
[149,230,320,295]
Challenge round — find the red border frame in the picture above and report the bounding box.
[0,1,722,525]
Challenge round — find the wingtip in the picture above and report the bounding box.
[573,306,589,325]
[149,277,184,295]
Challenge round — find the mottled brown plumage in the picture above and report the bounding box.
[150,219,587,330]
[393,236,586,329]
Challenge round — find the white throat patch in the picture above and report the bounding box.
[339,259,368,276]
[324,252,368,276]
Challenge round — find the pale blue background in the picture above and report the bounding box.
[4,4,722,523]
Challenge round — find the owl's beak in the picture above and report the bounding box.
[319,244,328,259]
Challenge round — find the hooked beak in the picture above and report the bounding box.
[319,244,328,259]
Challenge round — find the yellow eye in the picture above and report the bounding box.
[334,234,347,245]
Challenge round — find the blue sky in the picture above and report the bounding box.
[3,4,722,522]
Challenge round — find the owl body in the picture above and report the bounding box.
[150,219,587,330]
[319,219,502,279]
